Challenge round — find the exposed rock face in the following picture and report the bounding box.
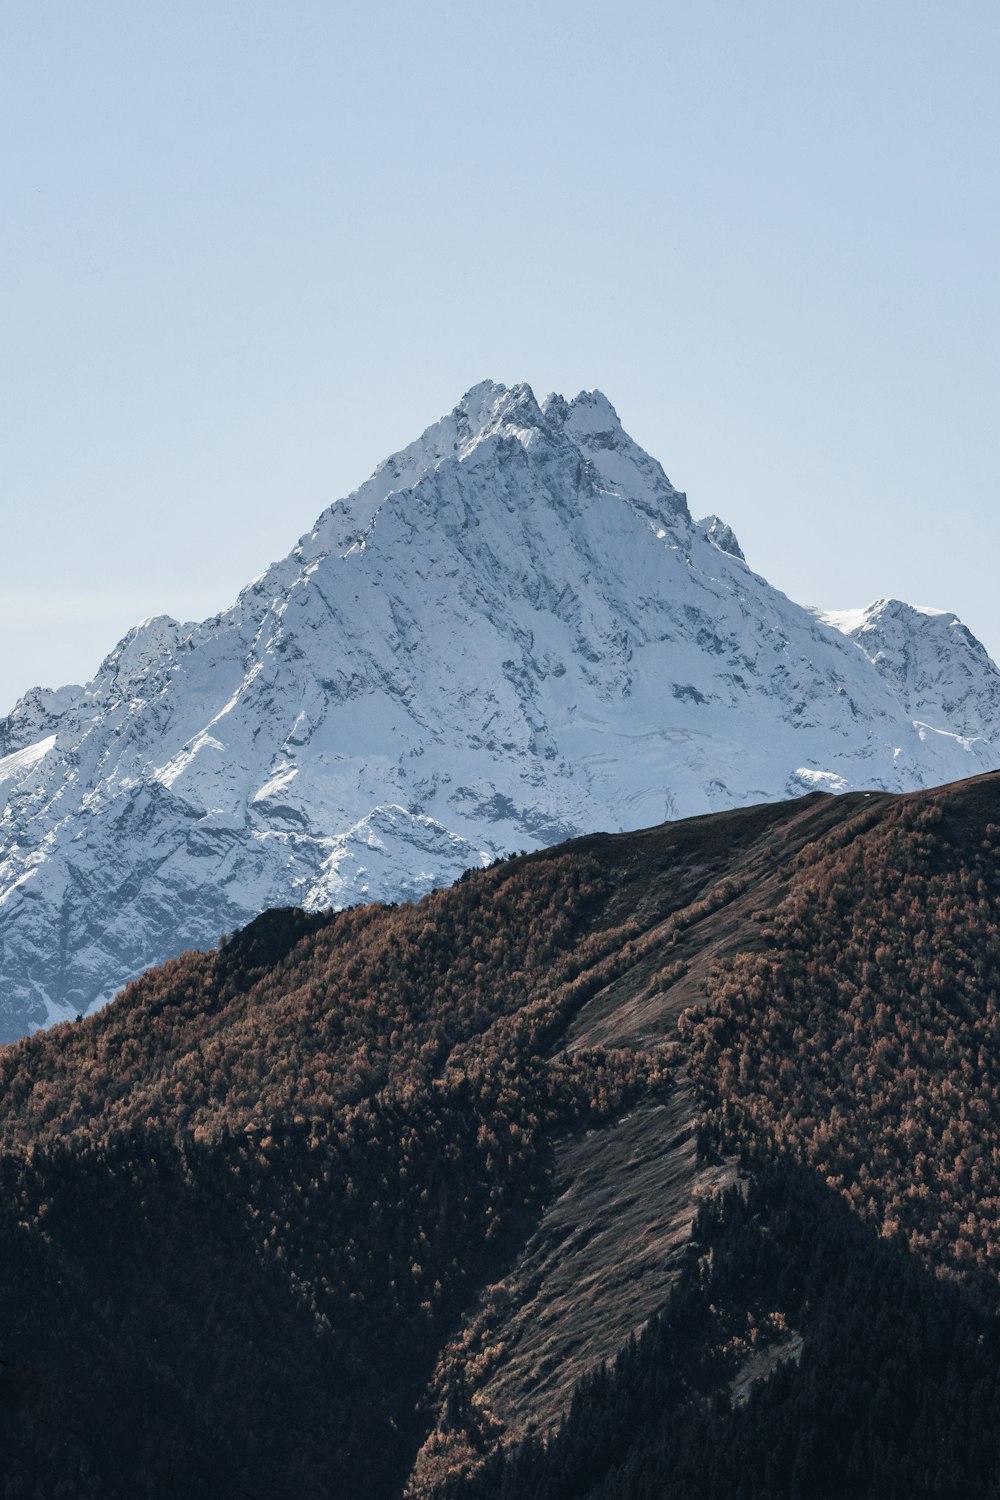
[1,380,998,1039]
[698,513,746,562]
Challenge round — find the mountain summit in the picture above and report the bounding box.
[1,380,998,1038]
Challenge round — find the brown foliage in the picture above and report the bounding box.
[683,789,1000,1277]
[0,844,672,1498]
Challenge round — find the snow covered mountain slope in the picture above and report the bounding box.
[1,379,998,1041]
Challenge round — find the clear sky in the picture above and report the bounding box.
[2,1,998,714]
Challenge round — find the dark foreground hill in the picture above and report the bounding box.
[2,775,1000,1497]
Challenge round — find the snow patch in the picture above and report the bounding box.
[252,765,300,804]
[0,734,56,786]
[791,768,852,793]
[153,733,227,790]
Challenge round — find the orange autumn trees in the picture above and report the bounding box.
[684,786,1000,1275]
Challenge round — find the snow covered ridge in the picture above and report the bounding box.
[1,378,999,1042]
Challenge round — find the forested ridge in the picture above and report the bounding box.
[685,781,1000,1275]
[449,1162,1000,1500]
[3,776,1000,1496]
[0,843,676,1498]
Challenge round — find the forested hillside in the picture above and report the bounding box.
[450,1163,1000,1500]
[3,775,1000,1497]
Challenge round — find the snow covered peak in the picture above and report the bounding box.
[817,598,1000,743]
[698,515,746,563]
[550,388,622,441]
[1,380,999,1042]
[0,681,84,758]
[821,598,951,636]
[296,380,547,565]
[543,387,690,531]
[298,379,690,568]
[93,615,193,705]
[453,378,512,433]
[455,379,545,446]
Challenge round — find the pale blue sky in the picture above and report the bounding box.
[2,1,998,712]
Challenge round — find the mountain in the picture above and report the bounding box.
[817,596,1000,743]
[2,772,1000,1498]
[2,379,999,1040]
